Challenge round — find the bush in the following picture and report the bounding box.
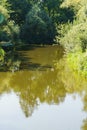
[55,21,87,53]
[55,0,87,53]
[67,50,87,76]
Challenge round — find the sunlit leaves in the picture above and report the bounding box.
[0,5,9,20]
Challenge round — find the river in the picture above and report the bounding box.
[0,45,87,130]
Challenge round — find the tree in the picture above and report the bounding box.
[0,0,10,42]
[7,0,31,25]
[20,4,54,44]
[42,0,63,22]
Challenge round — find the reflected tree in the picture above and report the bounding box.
[9,68,66,116]
[81,118,87,130]
[20,98,38,117]
[0,53,87,123]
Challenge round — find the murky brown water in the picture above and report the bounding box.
[0,45,87,130]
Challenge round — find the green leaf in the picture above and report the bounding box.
[0,48,5,56]
[0,13,5,24]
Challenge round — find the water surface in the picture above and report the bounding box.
[0,45,87,130]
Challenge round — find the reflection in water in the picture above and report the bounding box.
[55,57,87,130]
[0,45,87,130]
[82,118,87,130]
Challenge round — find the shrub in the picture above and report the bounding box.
[55,21,87,53]
[67,50,87,76]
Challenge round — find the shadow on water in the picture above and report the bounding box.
[18,50,52,71]
[0,44,64,72]
[20,62,52,71]
[16,44,47,51]
[17,44,64,71]
[19,54,52,71]
[0,45,54,72]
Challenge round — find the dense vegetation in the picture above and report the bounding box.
[0,0,87,74]
[55,0,87,76]
[0,0,74,45]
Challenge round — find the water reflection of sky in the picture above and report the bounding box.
[0,92,86,130]
[0,45,87,130]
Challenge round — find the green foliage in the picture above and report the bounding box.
[0,0,76,44]
[0,0,10,19]
[57,7,75,23]
[55,0,87,53]
[56,21,87,53]
[62,0,87,22]
[0,1,10,42]
[0,0,20,44]
[0,13,5,24]
[7,21,20,43]
[20,4,54,44]
[55,0,87,77]
[7,0,31,25]
[0,47,5,61]
[67,51,87,76]
[42,0,63,20]
[55,22,72,44]
[0,47,5,56]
